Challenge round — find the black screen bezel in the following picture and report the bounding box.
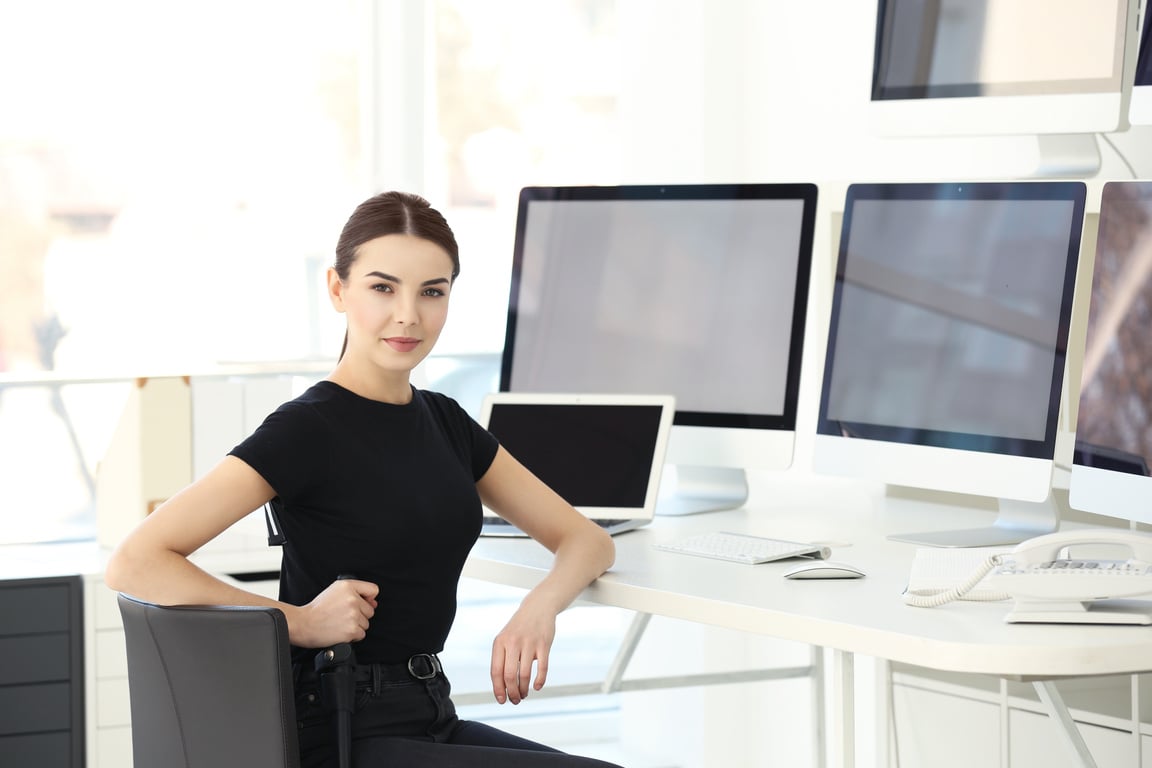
[871,0,1126,101]
[816,181,1086,459]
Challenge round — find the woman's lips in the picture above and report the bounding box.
[384,337,421,353]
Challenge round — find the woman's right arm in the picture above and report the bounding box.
[104,455,377,648]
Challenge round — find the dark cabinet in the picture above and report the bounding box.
[0,576,84,768]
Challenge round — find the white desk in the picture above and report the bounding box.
[464,479,1152,768]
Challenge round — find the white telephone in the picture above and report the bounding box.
[987,528,1152,624]
[904,528,1152,624]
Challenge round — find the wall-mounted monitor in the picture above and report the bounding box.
[1070,181,1152,525]
[870,0,1139,174]
[501,184,818,516]
[814,181,1086,547]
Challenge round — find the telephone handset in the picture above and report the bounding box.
[987,528,1152,624]
[996,528,1152,573]
[903,528,1152,624]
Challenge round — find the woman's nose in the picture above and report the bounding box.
[392,292,418,325]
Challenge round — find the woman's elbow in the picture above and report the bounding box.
[593,526,616,573]
[104,536,155,595]
[103,544,135,594]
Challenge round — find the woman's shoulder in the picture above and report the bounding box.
[414,388,486,433]
[254,381,346,435]
[413,388,477,422]
[413,387,462,410]
[275,380,348,413]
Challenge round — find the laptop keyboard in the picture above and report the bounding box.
[481,517,634,537]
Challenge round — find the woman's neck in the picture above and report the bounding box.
[327,360,413,404]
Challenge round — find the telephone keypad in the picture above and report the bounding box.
[1015,559,1148,575]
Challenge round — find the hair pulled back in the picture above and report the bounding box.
[334,191,460,282]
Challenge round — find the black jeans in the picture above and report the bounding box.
[295,661,624,768]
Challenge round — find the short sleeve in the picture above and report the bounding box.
[228,400,328,501]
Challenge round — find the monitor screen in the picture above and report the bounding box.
[1129,0,1152,125]
[815,181,1086,546]
[500,184,818,515]
[1069,181,1152,524]
[870,0,1136,138]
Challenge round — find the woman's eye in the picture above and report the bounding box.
[423,287,446,297]
[371,283,394,293]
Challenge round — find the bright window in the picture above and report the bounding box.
[2,2,632,759]
[432,0,622,355]
[0,0,366,543]
[0,0,625,540]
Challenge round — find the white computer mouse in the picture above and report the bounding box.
[783,560,866,579]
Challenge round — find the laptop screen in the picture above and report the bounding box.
[480,394,673,519]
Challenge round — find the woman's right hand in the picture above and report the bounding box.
[291,578,379,648]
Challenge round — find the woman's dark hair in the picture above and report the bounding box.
[333,191,460,359]
[335,191,459,281]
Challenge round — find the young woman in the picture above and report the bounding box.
[105,191,622,767]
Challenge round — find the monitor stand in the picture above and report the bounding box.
[1030,134,1101,178]
[888,495,1060,548]
[656,465,749,517]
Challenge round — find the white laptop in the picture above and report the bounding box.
[478,392,675,536]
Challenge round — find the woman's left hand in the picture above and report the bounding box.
[490,605,556,704]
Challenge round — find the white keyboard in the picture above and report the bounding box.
[654,531,831,565]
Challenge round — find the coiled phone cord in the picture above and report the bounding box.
[902,554,1011,607]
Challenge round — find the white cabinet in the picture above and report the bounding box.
[1008,709,1133,767]
[892,662,1152,767]
[892,672,1001,766]
[84,574,132,768]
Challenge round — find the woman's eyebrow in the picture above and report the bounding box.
[364,270,450,287]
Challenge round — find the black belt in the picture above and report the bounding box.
[296,653,443,689]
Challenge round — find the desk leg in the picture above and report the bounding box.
[1033,681,1096,768]
[875,657,893,768]
[812,646,826,768]
[601,612,651,693]
[831,649,855,768]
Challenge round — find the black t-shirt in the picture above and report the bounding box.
[229,381,499,665]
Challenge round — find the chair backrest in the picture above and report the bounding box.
[117,593,300,768]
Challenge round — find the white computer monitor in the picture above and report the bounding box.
[500,184,818,516]
[814,181,1086,547]
[1129,1,1152,125]
[1069,181,1152,525]
[870,0,1139,175]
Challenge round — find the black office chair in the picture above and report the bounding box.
[117,593,301,768]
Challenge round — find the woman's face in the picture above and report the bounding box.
[328,234,454,374]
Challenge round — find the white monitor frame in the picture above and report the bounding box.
[814,181,1087,546]
[500,184,819,516]
[870,0,1139,175]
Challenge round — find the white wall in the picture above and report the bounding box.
[616,0,1152,185]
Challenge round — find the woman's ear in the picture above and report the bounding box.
[327,267,347,313]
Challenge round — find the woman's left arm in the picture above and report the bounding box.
[475,445,615,704]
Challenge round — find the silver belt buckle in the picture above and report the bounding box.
[407,653,440,680]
